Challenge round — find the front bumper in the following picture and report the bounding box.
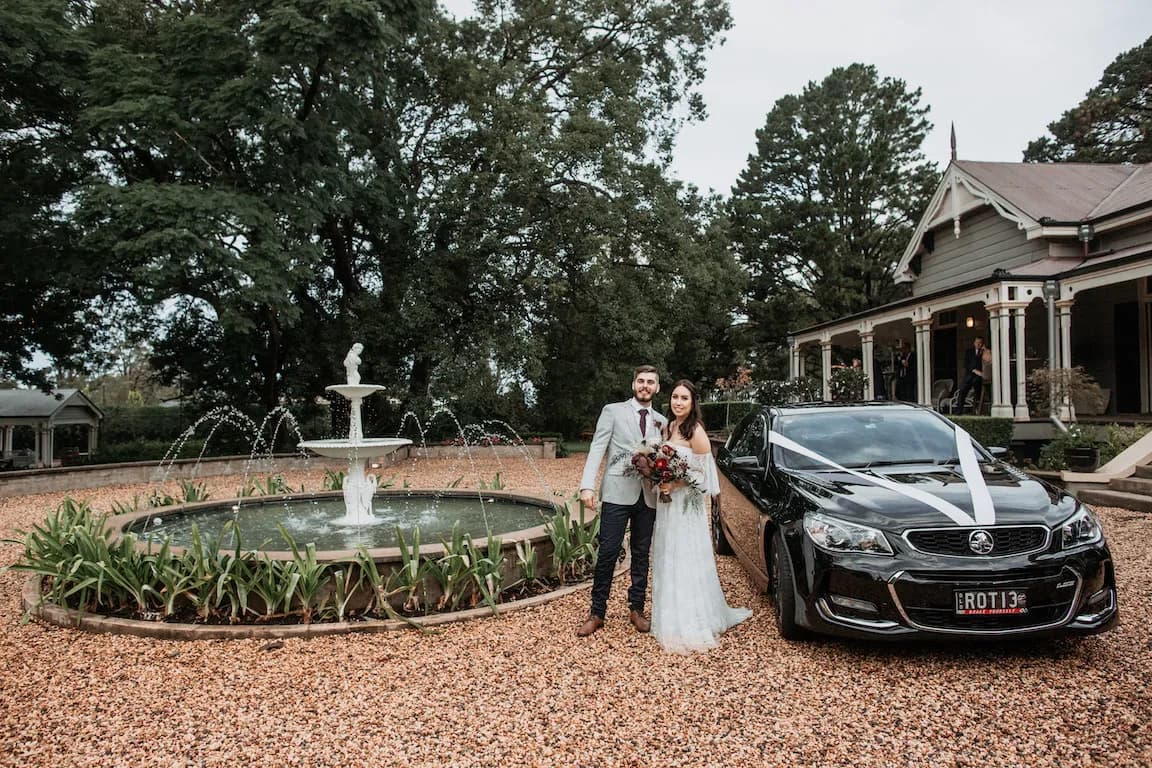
[797,541,1118,640]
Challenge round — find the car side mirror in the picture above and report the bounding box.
[987,446,1008,459]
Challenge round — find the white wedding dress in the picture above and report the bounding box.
[650,446,751,654]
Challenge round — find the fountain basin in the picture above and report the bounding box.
[297,437,412,459]
[108,489,563,560]
[106,489,586,615]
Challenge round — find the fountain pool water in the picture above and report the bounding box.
[115,489,556,554]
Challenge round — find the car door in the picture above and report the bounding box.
[717,412,769,579]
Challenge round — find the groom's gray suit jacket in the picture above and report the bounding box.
[580,400,665,507]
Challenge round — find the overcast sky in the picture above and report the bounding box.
[442,1,1152,194]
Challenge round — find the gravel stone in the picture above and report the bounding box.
[0,456,1148,766]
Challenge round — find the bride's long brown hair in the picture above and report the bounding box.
[666,379,705,442]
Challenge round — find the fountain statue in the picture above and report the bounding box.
[297,343,412,526]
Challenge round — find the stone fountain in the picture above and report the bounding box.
[297,343,411,526]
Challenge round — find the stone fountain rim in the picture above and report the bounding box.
[104,488,581,562]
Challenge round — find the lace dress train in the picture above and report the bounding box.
[650,448,751,654]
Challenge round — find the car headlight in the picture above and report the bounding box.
[1061,506,1103,548]
[804,511,893,555]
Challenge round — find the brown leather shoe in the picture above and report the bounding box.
[629,610,651,633]
[576,614,604,637]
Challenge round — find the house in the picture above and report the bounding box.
[787,160,1152,423]
[0,389,104,469]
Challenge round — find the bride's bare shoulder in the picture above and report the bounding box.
[689,424,711,452]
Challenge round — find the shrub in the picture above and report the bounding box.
[95,438,207,464]
[828,368,869,402]
[1098,424,1151,465]
[1026,367,1105,417]
[786,376,822,403]
[946,416,1014,450]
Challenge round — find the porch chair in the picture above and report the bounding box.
[932,379,955,413]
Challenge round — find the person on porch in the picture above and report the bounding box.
[953,336,987,414]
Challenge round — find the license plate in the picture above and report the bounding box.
[954,589,1028,615]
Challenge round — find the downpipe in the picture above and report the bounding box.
[1045,280,1068,434]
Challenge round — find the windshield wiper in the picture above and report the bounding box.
[846,459,937,469]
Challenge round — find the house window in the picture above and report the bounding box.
[936,310,958,328]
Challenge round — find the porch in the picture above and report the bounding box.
[787,261,1152,423]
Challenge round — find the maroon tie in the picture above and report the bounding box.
[639,408,648,436]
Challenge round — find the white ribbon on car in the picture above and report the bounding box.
[767,426,996,527]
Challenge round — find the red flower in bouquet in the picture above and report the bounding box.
[617,442,700,503]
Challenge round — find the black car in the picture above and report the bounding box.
[714,402,1118,640]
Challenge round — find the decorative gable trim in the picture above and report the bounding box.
[895,164,1041,283]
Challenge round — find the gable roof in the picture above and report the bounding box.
[0,389,104,420]
[895,160,1152,282]
[956,161,1140,222]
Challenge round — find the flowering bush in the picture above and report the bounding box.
[713,366,755,401]
[828,368,869,402]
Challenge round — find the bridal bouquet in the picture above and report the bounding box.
[622,441,699,503]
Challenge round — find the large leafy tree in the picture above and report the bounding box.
[1024,35,1152,164]
[5,0,736,433]
[728,63,937,375]
[0,0,107,387]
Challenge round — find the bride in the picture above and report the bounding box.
[650,379,751,654]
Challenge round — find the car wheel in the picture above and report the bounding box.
[770,533,806,641]
[711,507,734,556]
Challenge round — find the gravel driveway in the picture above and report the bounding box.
[0,457,1148,767]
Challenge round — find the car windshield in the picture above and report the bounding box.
[774,410,982,470]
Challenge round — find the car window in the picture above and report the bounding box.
[774,410,981,469]
[729,414,766,459]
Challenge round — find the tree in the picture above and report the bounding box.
[5,0,737,430]
[728,64,937,375]
[0,0,108,388]
[1024,35,1152,164]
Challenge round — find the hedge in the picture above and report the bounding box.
[945,416,1014,449]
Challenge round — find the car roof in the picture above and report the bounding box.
[770,402,928,416]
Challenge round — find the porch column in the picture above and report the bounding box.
[33,426,41,468]
[820,339,833,402]
[1,425,9,456]
[1012,307,1030,420]
[1056,300,1074,368]
[991,307,1013,418]
[860,331,875,400]
[1057,299,1075,419]
[913,318,933,406]
[42,426,54,467]
[88,423,99,455]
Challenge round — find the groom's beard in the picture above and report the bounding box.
[635,391,654,405]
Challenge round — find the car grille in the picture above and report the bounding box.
[905,526,1049,557]
[889,567,1080,633]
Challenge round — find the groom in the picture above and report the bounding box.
[576,365,664,637]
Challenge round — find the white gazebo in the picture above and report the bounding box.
[0,389,104,469]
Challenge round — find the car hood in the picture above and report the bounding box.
[782,463,1076,530]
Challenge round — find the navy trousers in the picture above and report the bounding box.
[589,491,656,618]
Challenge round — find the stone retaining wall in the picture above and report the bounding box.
[0,441,556,497]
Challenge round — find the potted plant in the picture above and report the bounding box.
[1038,423,1100,471]
[1026,367,1106,418]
